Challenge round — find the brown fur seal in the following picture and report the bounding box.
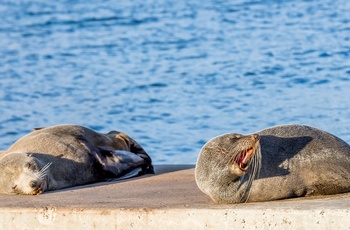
[195,124,350,203]
[0,125,154,195]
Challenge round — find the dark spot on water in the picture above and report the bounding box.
[243,93,253,97]
[290,78,309,84]
[40,92,61,97]
[243,72,256,76]
[6,116,26,123]
[149,98,162,103]
[293,49,316,56]
[107,109,123,115]
[281,73,297,79]
[43,54,53,59]
[179,147,192,152]
[59,53,76,57]
[149,83,167,88]
[264,52,274,57]
[197,140,207,146]
[135,83,167,90]
[336,51,349,57]
[260,65,284,75]
[319,52,332,58]
[25,54,39,61]
[312,79,330,85]
[252,80,265,88]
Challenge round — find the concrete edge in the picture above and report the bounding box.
[0,206,349,230]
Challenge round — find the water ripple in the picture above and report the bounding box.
[0,0,350,163]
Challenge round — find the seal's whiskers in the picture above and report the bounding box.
[38,162,52,179]
[240,144,262,202]
[227,145,241,164]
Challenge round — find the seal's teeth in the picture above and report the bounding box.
[240,164,246,171]
[242,148,253,164]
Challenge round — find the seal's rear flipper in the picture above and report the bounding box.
[106,131,155,174]
[106,167,144,181]
[94,148,153,179]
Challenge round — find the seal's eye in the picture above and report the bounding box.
[25,162,39,171]
[26,163,31,169]
[32,164,39,171]
[12,185,17,190]
[230,135,241,141]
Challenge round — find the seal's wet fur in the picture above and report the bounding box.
[0,125,153,195]
[195,124,350,203]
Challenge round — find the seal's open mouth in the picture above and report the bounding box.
[235,148,254,172]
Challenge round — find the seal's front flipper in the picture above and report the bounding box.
[94,148,151,179]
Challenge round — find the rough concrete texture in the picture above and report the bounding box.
[0,165,349,230]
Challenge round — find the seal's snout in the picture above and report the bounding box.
[28,180,45,195]
[29,181,37,188]
[252,134,260,142]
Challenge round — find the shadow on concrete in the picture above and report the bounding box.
[45,164,195,194]
[153,164,195,174]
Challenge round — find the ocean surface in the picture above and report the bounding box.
[0,0,349,164]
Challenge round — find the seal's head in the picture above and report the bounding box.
[195,132,262,203]
[227,133,261,177]
[0,153,51,195]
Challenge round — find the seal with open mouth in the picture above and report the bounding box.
[0,124,154,195]
[195,124,350,203]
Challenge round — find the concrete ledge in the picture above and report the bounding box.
[0,165,349,229]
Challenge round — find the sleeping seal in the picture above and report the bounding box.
[0,124,154,195]
[195,124,350,203]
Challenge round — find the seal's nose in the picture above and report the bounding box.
[252,134,260,141]
[29,181,37,188]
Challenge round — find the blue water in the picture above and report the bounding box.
[0,0,350,164]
